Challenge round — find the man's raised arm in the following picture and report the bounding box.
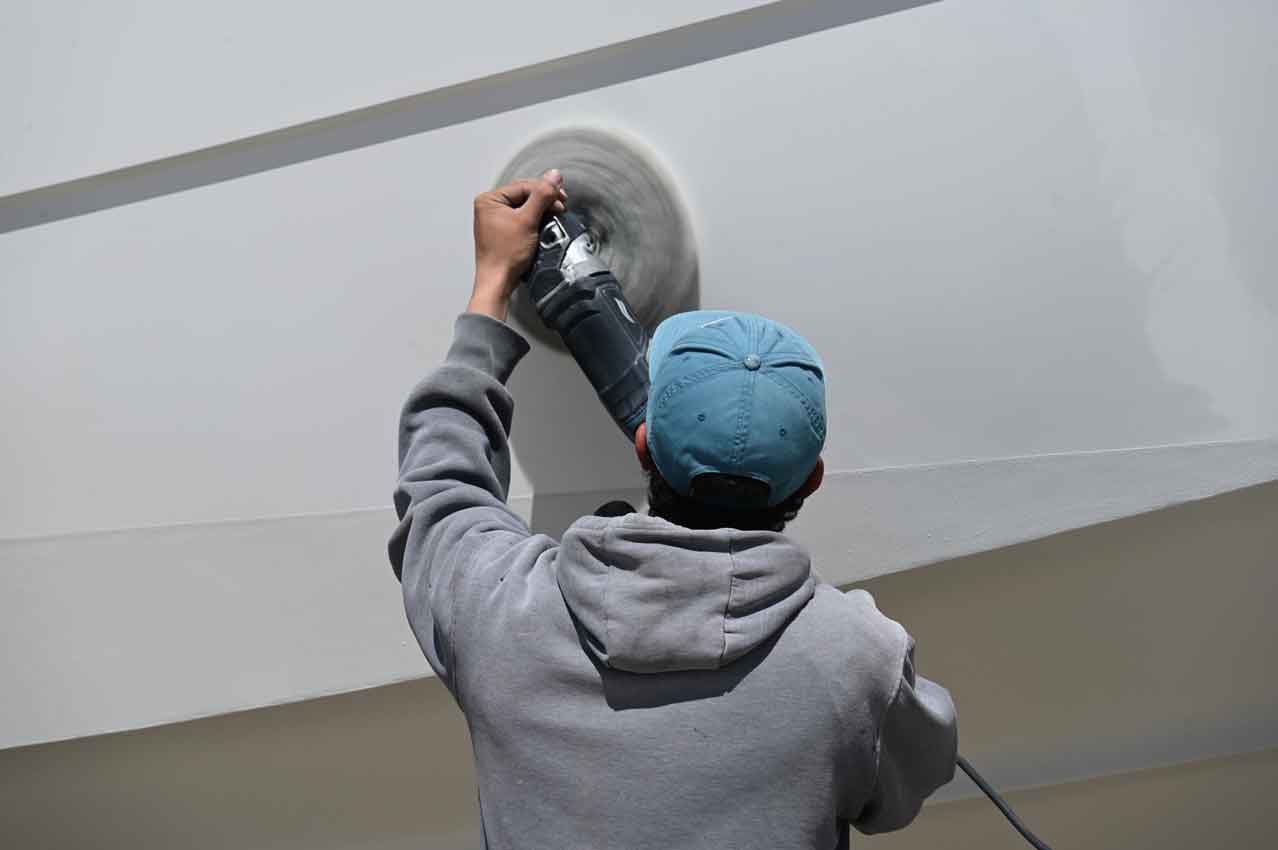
[387,171,566,690]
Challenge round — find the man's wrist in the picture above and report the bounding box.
[468,272,513,321]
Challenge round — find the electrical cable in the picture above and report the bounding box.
[956,754,1053,850]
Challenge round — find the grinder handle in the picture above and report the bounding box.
[537,270,650,439]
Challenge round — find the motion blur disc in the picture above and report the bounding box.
[495,127,700,347]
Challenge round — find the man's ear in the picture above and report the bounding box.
[635,422,654,472]
[793,457,824,500]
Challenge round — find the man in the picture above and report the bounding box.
[389,170,957,849]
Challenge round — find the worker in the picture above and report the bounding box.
[388,170,958,849]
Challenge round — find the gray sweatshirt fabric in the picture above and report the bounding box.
[389,312,957,849]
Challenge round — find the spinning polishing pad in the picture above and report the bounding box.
[495,127,700,346]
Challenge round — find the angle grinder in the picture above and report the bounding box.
[524,210,651,438]
[495,127,700,439]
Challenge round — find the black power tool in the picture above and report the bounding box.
[526,211,651,439]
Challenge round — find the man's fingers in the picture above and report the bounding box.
[482,179,535,209]
[476,171,565,226]
[484,170,562,206]
[516,175,566,225]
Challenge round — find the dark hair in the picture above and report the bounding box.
[646,469,806,533]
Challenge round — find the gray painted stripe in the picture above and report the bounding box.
[0,0,937,234]
[4,438,1274,748]
[822,437,1278,581]
[3,438,1274,550]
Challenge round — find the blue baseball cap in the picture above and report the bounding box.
[645,310,827,509]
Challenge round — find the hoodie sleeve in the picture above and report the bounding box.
[852,637,958,835]
[388,311,534,693]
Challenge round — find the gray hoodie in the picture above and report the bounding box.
[389,313,957,849]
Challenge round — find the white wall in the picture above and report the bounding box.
[0,1,769,196]
[3,0,1276,748]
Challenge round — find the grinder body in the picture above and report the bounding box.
[526,212,651,438]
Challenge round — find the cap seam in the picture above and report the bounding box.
[760,369,826,438]
[670,340,740,361]
[732,361,757,467]
[652,361,738,411]
[761,353,824,372]
[730,319,765,466]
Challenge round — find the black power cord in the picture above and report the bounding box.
[957,754,1053,850]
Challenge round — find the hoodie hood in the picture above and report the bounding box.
[555,514,816,674]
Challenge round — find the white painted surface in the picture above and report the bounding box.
[0,509,432,750]
[3,0,1277,748]
[5,0,1276,539]
[0,0,764,197]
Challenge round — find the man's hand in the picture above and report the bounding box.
[468,169,567,321]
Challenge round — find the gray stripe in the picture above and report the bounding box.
[0,0,937,234]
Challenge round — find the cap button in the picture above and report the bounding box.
[743,354,762,371]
